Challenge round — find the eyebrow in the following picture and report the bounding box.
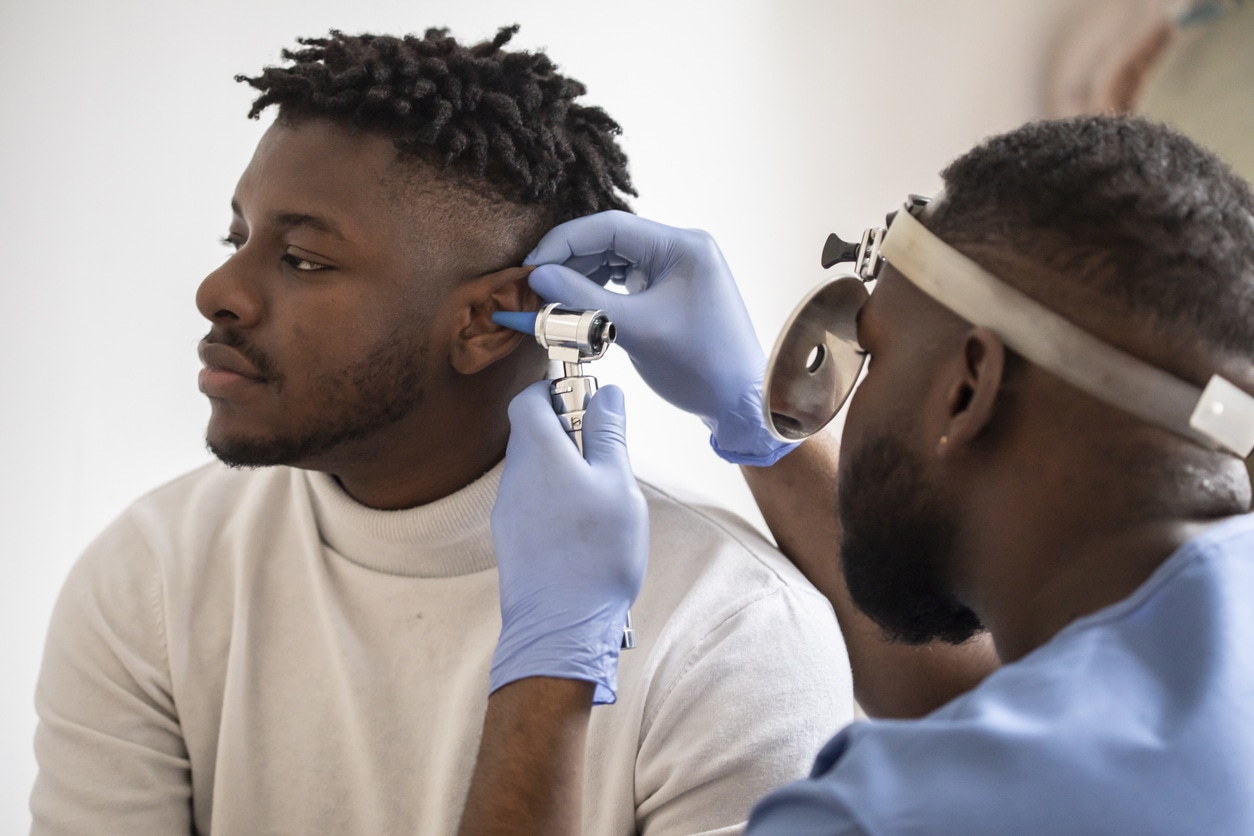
[231,200,347,239]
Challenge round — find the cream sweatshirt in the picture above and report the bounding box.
[32,461,853,835]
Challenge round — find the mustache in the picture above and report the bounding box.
[202,329,280,381]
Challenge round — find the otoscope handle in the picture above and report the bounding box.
[549,372,637,649]
[550,372,598,456]
[493,310,636,651]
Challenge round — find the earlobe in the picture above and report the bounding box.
[938,327,1007,456]
[448,265,542,376]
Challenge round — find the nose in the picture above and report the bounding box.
[196,251,263,327]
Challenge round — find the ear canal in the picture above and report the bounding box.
[953,382,975,414]
[940,327,1008,449]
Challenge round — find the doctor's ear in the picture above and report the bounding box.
[448,265,541,376]
[937,327,1007,455]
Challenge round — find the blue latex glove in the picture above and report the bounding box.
[524,210,798,466]
[490,382,649,705]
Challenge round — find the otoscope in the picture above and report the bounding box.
[492,303,636,650]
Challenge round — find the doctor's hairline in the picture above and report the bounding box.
[924,115,1254,362]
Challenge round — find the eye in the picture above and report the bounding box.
[219,234,244,251]
[282,253,330,272]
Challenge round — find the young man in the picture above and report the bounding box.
[471,115,1254,833]
[30,28,856,834]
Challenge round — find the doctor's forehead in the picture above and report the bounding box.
[878,260,971,322]
[858,268,905,330]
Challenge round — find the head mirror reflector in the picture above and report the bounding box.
[763,275,869,441]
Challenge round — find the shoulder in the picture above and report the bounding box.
[751,563,1254,835]
[637,477,827,601]
[750,709,1093,835]
[63,463,308,619]
[608,481,856,834]
[632,478,847,686]
[627,476,853,724]
[125,461,304,544]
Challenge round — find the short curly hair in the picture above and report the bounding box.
[236,25,636,225]
[930,115,1254,360]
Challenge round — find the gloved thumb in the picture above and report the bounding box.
[505,380,582,463]
[581,385,631,469]
[529,264,629,322]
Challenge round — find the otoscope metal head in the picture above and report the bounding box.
[493,303,616,364]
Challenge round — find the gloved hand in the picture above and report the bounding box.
[524,210,799,466]
[489,381,649,705]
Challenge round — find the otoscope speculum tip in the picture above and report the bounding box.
[491,311,539,335]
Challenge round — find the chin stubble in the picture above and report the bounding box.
[207,330,427,468]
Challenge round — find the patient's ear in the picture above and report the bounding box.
[448,266,541,375]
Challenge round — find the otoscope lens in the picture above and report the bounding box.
[591,316,615,351]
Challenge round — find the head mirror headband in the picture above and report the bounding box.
[763,195,1254,457]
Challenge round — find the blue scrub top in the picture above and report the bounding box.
[749,514,1254,835]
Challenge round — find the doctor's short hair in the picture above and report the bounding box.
[928,115,1254,359]
[236,25,635,226]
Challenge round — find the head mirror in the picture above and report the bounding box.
[763,274,869,441]
[764,191,1254,455]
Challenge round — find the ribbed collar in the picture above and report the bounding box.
[303,462,502,578]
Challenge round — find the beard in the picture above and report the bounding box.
[838,433,983,645]
[207,327,426,468]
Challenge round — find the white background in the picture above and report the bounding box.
[0,0,1088,829]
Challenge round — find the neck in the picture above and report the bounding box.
[306,378,519,511]
[958,446,1248,663]
[328,432,508,511]
[971,516,1213,663]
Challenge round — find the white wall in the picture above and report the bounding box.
[0,1,1083,829]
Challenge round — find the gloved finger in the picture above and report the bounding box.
[585,264,626,286]
[580,385,630,469]
[554,252,616,285]
[564,263,630,287]
[529,264,635,322]
[524,210,629,266]
[621,264,650,295]
[524,210,669,275]
[505,380,586,466]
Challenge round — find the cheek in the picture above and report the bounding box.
[289,311,346,361]
[837,383,875,485]
[269,276,442,386]
[840,388,865,442]
[842,368,883,444]
[840,360,926,461]
[269,303,377,389]
[293,286,404,347]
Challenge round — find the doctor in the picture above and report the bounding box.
[458,115,1254,834]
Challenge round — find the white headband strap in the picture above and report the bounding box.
[880,208,1254,457]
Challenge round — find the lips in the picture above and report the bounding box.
[199,340,266,380]
[198,339,269,398]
